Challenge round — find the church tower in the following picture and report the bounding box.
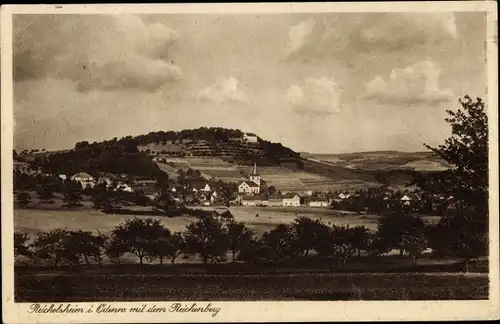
[249,162,261,187]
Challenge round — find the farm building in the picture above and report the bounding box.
[71,172,95,189]
[308,196,329,207]
[241,195,264,207]
[400,194,412,206]
[191,181,211,193]
[282,193,301,207]
[338,192,351,200]
[115,183,134,192]
[58,174,67,181]
[243,133,259,143]
[267,194,283,207]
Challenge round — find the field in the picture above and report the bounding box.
[156,157,244,182]
[14,208,197,237]
[149,152,421,192]
[15,271,488,301]
[15,206,441,237]
[237,164,381,192]
[302,151,451,171]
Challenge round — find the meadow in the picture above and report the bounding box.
[14,205,441,238]
[15,271,488,301]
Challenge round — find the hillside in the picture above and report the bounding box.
[16,127,446,192]
[301,151,451,172]
[19,128,298,179]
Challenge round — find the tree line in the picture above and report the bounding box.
[14,206,485,271]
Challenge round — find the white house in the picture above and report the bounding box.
[58,174,67,181]
[192,182,211,193]
[266,194,283,207]
[71,172,95,189]
[115,183,134,192]
[308,197,329,208]
[338,192,351,200]
[282,193,301,207]
[400,195,411,206]
[238,181,260,194]
[243,133,259,143]
[241,195,264,207]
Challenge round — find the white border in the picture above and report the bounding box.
[2,2,499,323]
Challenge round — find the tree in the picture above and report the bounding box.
[37,186,55,203]
[62,184,83,208]
[133,190,149,206]
[64,231,106,266]
[267,185,277,196]
[32,229,70,268]
[184,216,229,264]
[260,224,297,263]
[147,226,172,264]
[92,189,122,211]
[331,226,357,267]
[350,226,371,257]
[374,211,424,256]
[165,232,185,264]
[177,169,186,184]
[421,95,488,218]
[292,216,327,256]
[415,95,489,269]
[16,192,31,207]
[14,232,31,258]
[109,218,165,265]
[226,221,254,262]
[105,236,128,264]
[401,230,428,267]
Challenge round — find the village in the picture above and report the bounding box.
[14,155,451,216]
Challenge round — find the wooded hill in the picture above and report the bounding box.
[23,127,300,179]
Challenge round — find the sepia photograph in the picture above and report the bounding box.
[1,2,499,323]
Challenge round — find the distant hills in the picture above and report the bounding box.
[16,127,450,192]
[300,151,451,172]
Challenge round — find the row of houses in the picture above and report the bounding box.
[235,191,430,209]
[236,193,330,208]
[67,171,229,206]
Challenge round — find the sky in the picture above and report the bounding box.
[13,12,487,153]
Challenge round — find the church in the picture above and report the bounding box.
[238,162,261,195]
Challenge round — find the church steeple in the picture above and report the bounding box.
[249,161,261,188]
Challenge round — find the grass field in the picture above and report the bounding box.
[14,206,441,264]
[15,206,441,238]
[15,271,488,301]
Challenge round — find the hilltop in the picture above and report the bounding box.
[15,127,449,192]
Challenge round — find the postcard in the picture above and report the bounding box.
[1,2,499,323]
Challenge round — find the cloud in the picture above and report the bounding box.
[284,19,315,56]
[286,76,342,115]
[364,60,453,105]
[199,77,246,103]
[14,14,181,92]
[284,13,457,60]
